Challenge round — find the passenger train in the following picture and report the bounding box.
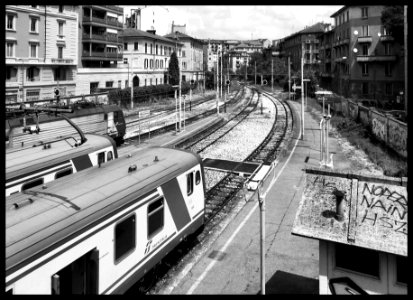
[6,133,117,197]
[6,102,126,147]
[5,146,206,294]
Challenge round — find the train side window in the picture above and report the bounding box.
[21,178,44,191]
[114,214,136,263]
[107,151,113,161]
[195,170,201,185]
[187,173,194,196]
[98,152,105,164]
[148,198,164,238]
[55,167,73,179]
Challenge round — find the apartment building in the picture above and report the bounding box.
[325,5,404,102]
[278,22,329,72]
[75,5,124,94]
[164,31,205,82]
[120,28,183,87]
[6,5,78,103]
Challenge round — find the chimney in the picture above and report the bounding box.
[136,9,141,30]
[147,29,156,35]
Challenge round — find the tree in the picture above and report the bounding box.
[168,51,180,86]
[381,6,404,45]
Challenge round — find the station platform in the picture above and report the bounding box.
[152,96,358,295]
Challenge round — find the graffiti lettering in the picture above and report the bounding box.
[372,118,386,142]
[388,121,407,156]
[360,182,407,235]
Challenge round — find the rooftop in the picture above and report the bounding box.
[292,168,407,257]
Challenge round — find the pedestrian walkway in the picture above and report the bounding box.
[153,98,352,294]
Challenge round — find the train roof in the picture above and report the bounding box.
[6,134,116,183]
[6,147,202,275]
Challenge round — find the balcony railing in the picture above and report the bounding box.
[51,58,74,64]
[82,51,123,60]
[356,55,397,62]
[379,35,395,42]
[82,16,123,28]
[357,36,373,43]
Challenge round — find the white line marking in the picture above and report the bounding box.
[186,101,301,294]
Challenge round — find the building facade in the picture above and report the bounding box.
[120,28,183,88]
[327,5,404,103]
[75,5,124,94]
[6,5,78,103]
[164,31,205,82]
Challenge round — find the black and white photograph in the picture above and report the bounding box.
[5,5,407,295]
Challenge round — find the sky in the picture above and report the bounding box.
[120,5,343,41]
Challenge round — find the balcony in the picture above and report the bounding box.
[82,33,121,44]
[82,16,123,29]
[51,58,75,64]
[357,36,373,43]
[356,55,397,62]
[379,35,395,42]
[82,51,123,60]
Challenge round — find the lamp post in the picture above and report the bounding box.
[271,58,274,91]
[130,51,134,109]
[288,56,291,100]
[301,42,304,140]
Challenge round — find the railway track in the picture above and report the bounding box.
[126,87,294,295]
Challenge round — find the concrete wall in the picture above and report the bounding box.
[332,98,407,158]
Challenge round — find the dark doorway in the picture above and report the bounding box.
[133,75,140,88]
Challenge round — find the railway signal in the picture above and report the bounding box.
[54,88,60,102]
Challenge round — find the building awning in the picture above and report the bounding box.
[292,168,407,257]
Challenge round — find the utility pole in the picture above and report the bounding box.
[216,59,219,115]
[301,42,304,140]
[130,51,134,109]
[271,59,274,91]
[255,61,257,85]
[404,5,408,117]
[288,56,291,100]
[179,50,182,131]
[220,48,223,99]
[245,61,247,81]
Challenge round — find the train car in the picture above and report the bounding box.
[6,102,126,147]
[5,146,206,295]
[6,133,117,197]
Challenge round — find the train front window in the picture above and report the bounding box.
[98,152,105,165]
[187,173,194,196]
[114,214,136,263]
[148,198,164,238]
[195,170,201,185]
[22,177,44,191]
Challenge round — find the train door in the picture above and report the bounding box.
[52,248,99,294]
[106,112,118,135]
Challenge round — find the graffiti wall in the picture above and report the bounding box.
[387,118,407,158]
[371,111,388,145]
[348,101,358,120]
[358,106,370,127]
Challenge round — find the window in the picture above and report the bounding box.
[105,81,113,88]
[27,67,40,81]
[118,80,121,88]
[362,82,369,95]
[150,59,153,69]
[361,63,368,76]
[134,42,139,50]
[155,78,157,85]
[58,46,63,59]
[125,80,129,87]
[26,89,40,101]
[183,50,186,57]
[385,63,392,77]
[98,152,105,165]
[335,243,379,278]
[55,167,73,179]
[147,198,164,238]
[6,42,15,57]
[362,44,368,56]
[195,170,201,185]
[29,43,38,58]
[155,59,159,69]
[160,78,162,84]
[124,43,128,51]
[145,79,147,86]
[107,151,113,161]
[384,43,391,55]
[346,11,349,22]
[30,17,38,33]
[361,25,369,37]
[156,44,158,55]
[144,58,148,69]
[150,43,153,54]
[361,7,368,18]
[123,58,128,64]
[150,78,152,85]
[90,82,99,93]
[22,178,44,191]
[383,26,391,36]
[145,43,147,53]
[396,256,407,285]
[58,5,64,13]
[6,14,15,30]
[114,214,136,262]
[385,83,393,95]
[6,66,18,82]
[187,172,194,196]
[58,22,64,38]
[160,60,163,68]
